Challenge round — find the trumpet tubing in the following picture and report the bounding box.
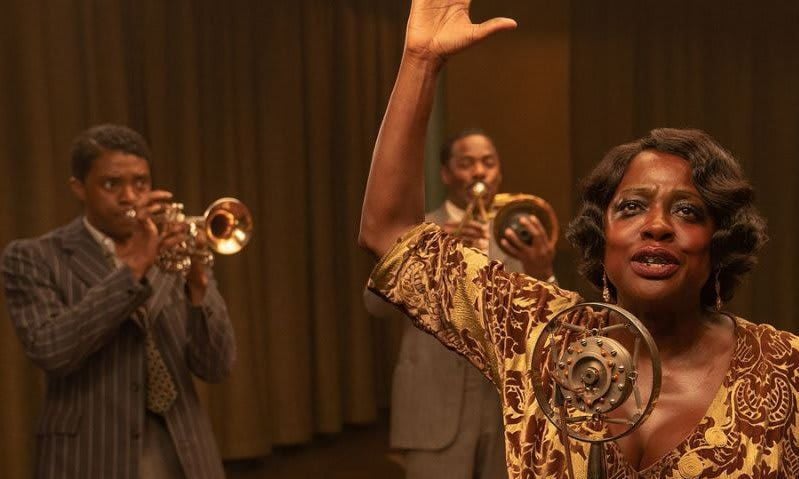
[454,181,559,254]
[455,181,491,236]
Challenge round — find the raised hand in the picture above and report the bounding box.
[405,0,517,63]
[359,1,516,257]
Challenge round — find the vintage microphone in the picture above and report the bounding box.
[530,302,662,479]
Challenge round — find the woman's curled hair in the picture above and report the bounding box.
[566,128,768,309]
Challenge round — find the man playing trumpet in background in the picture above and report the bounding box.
[1,124,235,479]
[365,128,556,479]
[436,128,555,280]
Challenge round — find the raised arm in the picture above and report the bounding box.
[358,0,516,257]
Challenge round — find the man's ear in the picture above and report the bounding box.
[69,177,86,202]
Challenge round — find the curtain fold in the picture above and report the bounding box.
[6,2,797,478]
[0,0,405,475]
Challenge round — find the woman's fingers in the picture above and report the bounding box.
[406,0,516,60]
[472,17,518,44]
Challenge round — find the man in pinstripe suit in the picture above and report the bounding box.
[1,125,236,478]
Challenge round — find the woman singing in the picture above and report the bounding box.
[359,1,797,477]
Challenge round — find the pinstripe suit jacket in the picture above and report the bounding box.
[1,218,236,479]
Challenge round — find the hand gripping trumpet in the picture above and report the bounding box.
[455,180,560,251]
[128,197,253,274]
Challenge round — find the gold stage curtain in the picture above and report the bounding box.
[0,0,405,476]
[571,1,799,329]
[5,0,799,477]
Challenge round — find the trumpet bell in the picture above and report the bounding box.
[492,193,559,255]
[203,197,253,255]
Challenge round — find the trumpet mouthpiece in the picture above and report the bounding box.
[470,181,487,197]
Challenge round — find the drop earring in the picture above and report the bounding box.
[715,270,723,312]
[602,270,611,303]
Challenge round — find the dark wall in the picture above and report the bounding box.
[439,1,799,326]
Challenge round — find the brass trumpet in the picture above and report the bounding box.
[455,181,559,254]
[454,181,490,237]
[128,197,253,274]
[492,193,559,255]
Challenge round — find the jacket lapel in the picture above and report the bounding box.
[144,266,178,320]
[426,204,449,225]
[59,218,114,287]
[59,218,179,323]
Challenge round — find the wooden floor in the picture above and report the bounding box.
[225,419,404,479]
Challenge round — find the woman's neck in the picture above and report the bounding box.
[616,302,729,360]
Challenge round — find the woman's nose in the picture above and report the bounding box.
[640,208,674,241]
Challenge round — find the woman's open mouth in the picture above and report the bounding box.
[630,247,680,279]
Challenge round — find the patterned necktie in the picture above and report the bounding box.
[136,306,178,414]
[99,245,177,414]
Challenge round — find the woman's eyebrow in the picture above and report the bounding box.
[615,186,655,197]
[671,189,704,201]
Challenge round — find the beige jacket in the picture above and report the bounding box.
[365,203,522,450]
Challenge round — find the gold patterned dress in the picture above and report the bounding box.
[367,223,799,479]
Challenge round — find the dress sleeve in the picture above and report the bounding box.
[368,222,580,387]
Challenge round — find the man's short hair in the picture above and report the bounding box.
[70,124,151,181]
[439,127,492,165]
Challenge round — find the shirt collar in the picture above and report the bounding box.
[444,200,466,222]
[82,216,118,262]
